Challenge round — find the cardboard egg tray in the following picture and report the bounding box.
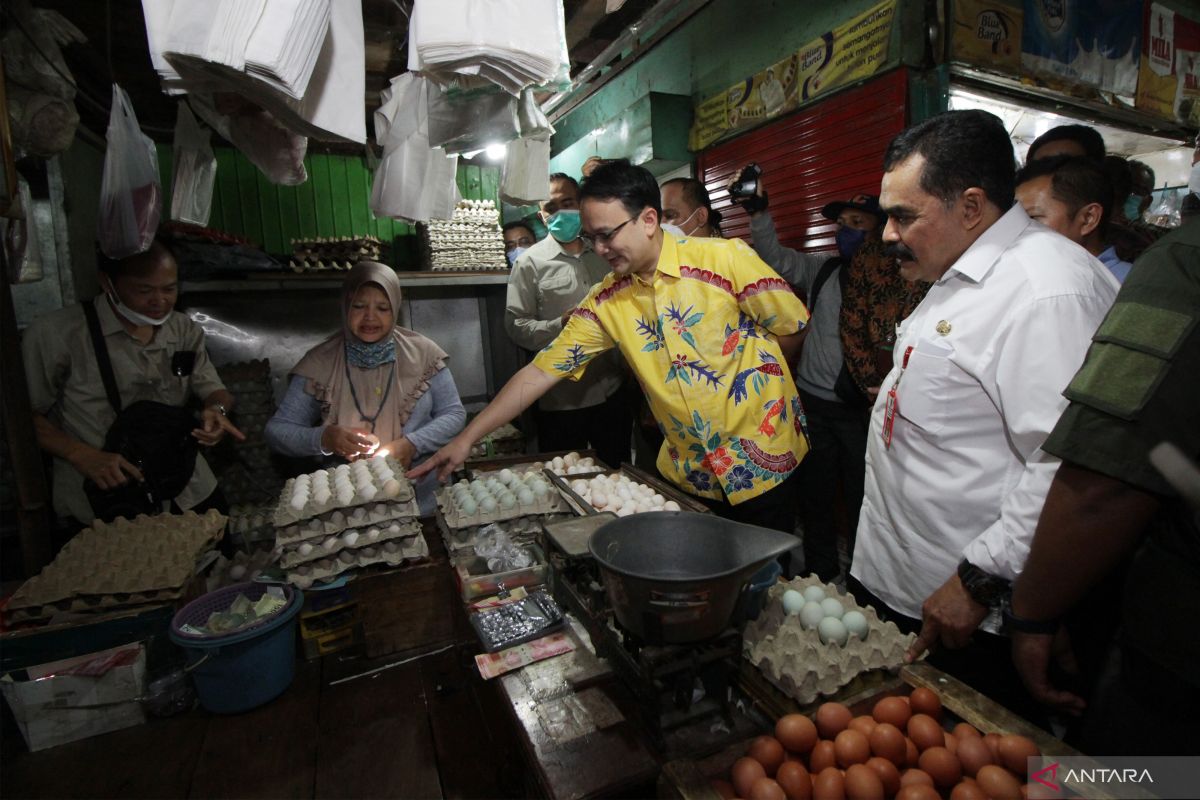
[742,575,917,705]
[287,532,430,589]
[273,457,414,527]
[3,511,226,625]
[435,482,569,529]
[227,502,278,548]
[279,518,424,569]
[546,465,710,517]
[275,498,420,545]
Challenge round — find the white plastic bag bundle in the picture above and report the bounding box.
[98,84,162,259]
[500,89,554,205]
[170,101,217,225]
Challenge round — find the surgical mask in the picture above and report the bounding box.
[663,207,701,238]
[1123,193,1147,221]
[835,227,867,260]
[505,246,527,266]
[104,280,170,327]
[546,209,582,242]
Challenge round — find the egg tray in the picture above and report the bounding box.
[434,480,569,530]
[206,548,280,592]
[287,532,430,590]
[742,575,918,706]
[4,510,227,624]
[546,466,708,517]
[278,518,424,569]
[275,498,421,545]
[226,502,280,547]
[272,457,415,527]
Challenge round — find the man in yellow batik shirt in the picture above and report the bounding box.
[413,160,810,533]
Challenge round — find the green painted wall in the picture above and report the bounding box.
[157,147,499,263]
[550,0,927,174]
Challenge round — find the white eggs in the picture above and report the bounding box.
[322,535,340,551]
[532,482,549,497]
[591,491,608,508]
[337,487,355,506]
[803,585,827,604]
[551,457,564,471]
[359,484,378,501]
[842,610,869,640]
[298,542,314,556]
[819,597,844,619]
[517,488,534,505]
[818,616,849,646]
[289,494,307,512]
[650,494,665,507]
[663,501,681,512]
[383,540,400,554]
[341,531,360,547]
[366,527,382,542]
[480,496,497,513]
[500,493,516,510]
[798,601,826,630]
[782,589,805,615]
[499,468,515,485]
[460,497,477,515]
[338,550,356,564]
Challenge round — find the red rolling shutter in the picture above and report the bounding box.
[698,69,909,254]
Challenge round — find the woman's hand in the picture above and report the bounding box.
[322,426,379,460]
[381,437,417,468]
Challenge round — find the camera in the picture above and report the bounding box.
[728,163,762,201]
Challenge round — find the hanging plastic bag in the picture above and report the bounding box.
[170,101,217,225]
[98,84,162,259]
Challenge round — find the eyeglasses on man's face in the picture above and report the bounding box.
[579,215,638,249]
[504,235,535,251]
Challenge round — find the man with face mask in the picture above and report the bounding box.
[731,173,921,581]
[21,238,243,535]
[660,178,723,238]
[503,172,632,468]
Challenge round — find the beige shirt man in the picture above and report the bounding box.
[23,297,226,523]
[504,234,622,411]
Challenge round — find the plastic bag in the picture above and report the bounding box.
[189,92,309,186]
[473,525,534,572]
[170,101,217,225]
[98,84,162,259]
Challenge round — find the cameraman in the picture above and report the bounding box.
[23,239,243,537]
[729,166,919,581]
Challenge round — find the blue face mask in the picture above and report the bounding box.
[506,246,527,267]
[1123,194,1144,221]
[546,209,582,242]
[836,226,867,260]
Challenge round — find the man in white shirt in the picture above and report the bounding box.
[851,110,1118,719]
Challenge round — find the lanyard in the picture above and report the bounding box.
[882,345,914,449]
[345,359,395,434]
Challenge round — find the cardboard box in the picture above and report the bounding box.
[1,643,147,752]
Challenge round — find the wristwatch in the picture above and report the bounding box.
[956,559,1010,608]
[208,403,228,417]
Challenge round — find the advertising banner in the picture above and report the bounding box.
[1021,0,1142,99]
[951,0,1023,72]
[1135,3,1200,123]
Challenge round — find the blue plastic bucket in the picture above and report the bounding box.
[168,583,303,714]
[733,559,783,625]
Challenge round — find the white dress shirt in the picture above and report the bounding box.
[851,205,1119,631]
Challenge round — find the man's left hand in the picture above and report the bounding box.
[906,574,989,661]
[193,407,247,446]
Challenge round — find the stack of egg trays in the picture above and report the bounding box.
[273,457,413,527]
[279,517,424,570]
[227,502,279,549]
[433,477,569,530]
[288,534,430,590]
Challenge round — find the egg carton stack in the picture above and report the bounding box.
[743,575,917,704]
[206,547,280,591]
[466,422,526,461]
[419,199,507,271]
[561,471,683,517]
[3,510,227,625]
[287,236,384,273]
[436,470,568,528]
[273,456,426,589]
[213,359,284,507]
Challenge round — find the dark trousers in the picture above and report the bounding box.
[535,386,634,470]
[700,470,798,536]
[797,390,869,581]
[848,576,1053,733]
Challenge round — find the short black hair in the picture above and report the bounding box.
[661,177,723,232]
[96,237,177,279]
[1102,155,1133,207]
[579,159,662,218]
[1016,155,1113,234]
[1026,124,1106,163]
[502,220,535,238]
[883,109,1016,210]
[548,173,579,192]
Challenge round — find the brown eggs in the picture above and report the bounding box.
[843,763,884,800]
[904,738,920,768]
[810,740,838,774]
[812,767,845,800]
[871,695,912,729]
[899,768,935,788]
[908,688,942,720]
[848,715,877,737]
[950,779,989,800]
[733,756,768,798]
[776,714,819,756]
[776,760,813,800]
[867,723,907,766]
[749,776,788,800]
[982,733,1003,760]
[953,722,981,739]
[976,765,1023,800]
[895,785,941,800]
[906,714,945,752]
[749,736,787,777]
[863,757,900,797]
[834,729,871,768]
[815,702,853,740]
[917,746,963,789]
[955,733,996,777]
[711,778,737,799]
[997,734,1040,775]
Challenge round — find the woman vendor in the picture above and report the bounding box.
[265,262,466,514]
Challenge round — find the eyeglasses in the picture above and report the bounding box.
[504,236,534,251]
[579,216,637,249]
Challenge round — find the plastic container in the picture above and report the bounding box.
[168,583,303,714]
[733,559,783,625]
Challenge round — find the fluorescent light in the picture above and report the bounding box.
[485,143,507,161]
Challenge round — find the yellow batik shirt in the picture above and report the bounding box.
[532,234,811,505]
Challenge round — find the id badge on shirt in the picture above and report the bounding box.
[882,346,913,449]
